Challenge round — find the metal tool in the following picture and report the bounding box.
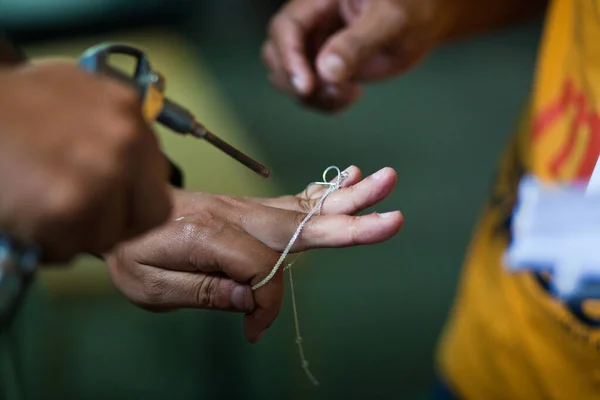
[79,43,270,178]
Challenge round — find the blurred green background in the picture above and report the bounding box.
[0,1,542,399]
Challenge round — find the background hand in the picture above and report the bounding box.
[106,166,402,343]
[0,61,171,262]
[263,0,443,112]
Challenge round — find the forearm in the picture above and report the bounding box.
[437,0,548,43]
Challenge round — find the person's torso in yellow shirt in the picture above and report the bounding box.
[437,1,600,398]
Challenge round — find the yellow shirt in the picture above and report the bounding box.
[437,0,600,398]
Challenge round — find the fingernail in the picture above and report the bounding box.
[231,285,253,312]
[292,75,306,93]
[379,211,397,219]
[321,54,346,81]
[372,168,387,181]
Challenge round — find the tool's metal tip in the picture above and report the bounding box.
[256,165,271,178]
[191,123,270,178]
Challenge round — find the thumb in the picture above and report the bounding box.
[316,1,406,83]
[109,260,257,313]
[155,270,257,313]
[191,275,256,313]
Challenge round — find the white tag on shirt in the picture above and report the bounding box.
[504,175,600,300]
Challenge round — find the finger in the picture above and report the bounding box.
[265,34,362,111]
[124,122,172,239]
[122,264,256,313]
[263,41,296,95]
[268,0,338,95]
[241,210,403,342]
[142,216,285,344]
[247,167,397,217]
[244,268,284,344]
[299,81,362,113]
[245,165,362,210]
[268,18,314,95]
[268,71,295,95]
[296,166,396,215]
[244,208,403,252]
[297,211,404,250]
[316,167,397,215]
[316,1,405,83]
[265,25,361,111]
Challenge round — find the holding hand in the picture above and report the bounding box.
[0,61,171,262]
[106,166,402,343]
[263,0,444,112]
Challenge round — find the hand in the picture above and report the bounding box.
[106,166,402,343]
[0,61,171,262]
[263,0,445,112]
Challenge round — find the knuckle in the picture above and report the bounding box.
[292,210,307,228]
[139,270,168,306]
[179,219,212,265]
[182,211,222,241]
[180,220,204,242]
[350,188,363,212]
[348,215,361,246]
[196,275,221,309]
[297,196,315,213]
[211,195,248,223]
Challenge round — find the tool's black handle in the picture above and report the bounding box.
[157,98,195,134]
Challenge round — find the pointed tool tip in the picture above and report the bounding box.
[258,166,271,178]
